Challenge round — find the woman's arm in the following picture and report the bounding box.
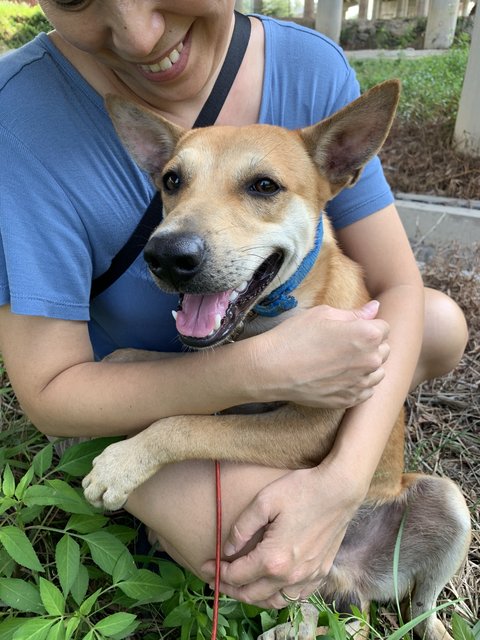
[0,299,388,439]
[331,203,424,487]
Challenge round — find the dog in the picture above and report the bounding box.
[83,81,471,640]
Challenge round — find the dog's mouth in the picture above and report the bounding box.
[173,252,284,348]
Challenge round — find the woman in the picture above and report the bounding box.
[0,0,467,610]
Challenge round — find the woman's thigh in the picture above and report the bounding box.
[125,459,288,579]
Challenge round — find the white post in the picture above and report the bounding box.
[454,10,480,155]
[416,0,430,16]
[424,0,460,48]
[315,0,343,42]
[359,0,370,18]
[373,0,383,19]
[397,0,410,16]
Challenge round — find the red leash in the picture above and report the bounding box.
[212,460,222,640]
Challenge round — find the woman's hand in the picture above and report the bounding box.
[201,459,366,609]
[253,300,390,409]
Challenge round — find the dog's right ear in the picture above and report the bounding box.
[105,95,185,175]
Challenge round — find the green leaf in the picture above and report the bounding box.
[93,613,137,637]
[79,588,102,616]
[162,601,193,627]
[159,560,186,589]
[0,618,27,640]
[57,438,121,477]
[0,548,16,577]
[64,617,80,640]
[17,505,46,525]
[65,514,108,534]
[70,563,89,606]
[39,577,65,616]
[0,578,45,614]
[46,620,66,640]
[56,534,80,596]
[116,568,175,604]
[82,531,130,575]
[0,526,44,572]
[32,443,53,477]
[14,466,35,500]
[0,497,16,515]
[2,465,15,498]
[13,619,55,640]
[111,548,137,583]
[452,613,475,640]
[23,481,94,515]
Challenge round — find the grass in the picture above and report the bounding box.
[0,1,51,50]
[350,37,470,123]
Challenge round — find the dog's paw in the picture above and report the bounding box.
[82,440,143,511]
[257,604,319,640]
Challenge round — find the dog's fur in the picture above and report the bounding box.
[83,82,471,640]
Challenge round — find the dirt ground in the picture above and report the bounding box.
[380,127,479,627]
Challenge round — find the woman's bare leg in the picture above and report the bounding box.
[125,459,288,579]
[411,287,468,390]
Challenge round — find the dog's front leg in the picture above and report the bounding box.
[82,404,342,510]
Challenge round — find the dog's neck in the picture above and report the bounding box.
[253,216,324,318]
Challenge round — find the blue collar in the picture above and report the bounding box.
[253,216,324,317]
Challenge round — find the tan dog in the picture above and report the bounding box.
[83,81,471,640]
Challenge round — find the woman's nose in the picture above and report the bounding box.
[109,3,166,59]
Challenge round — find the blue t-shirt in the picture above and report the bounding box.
[0,16,393,358]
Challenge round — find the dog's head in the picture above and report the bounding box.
[107,80,399,348]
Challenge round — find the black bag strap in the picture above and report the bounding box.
[90,12,251,301]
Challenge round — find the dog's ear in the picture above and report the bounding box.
[105,95,185,174]
[299,80,400,192]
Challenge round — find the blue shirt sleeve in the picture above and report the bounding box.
[0,123,92,320]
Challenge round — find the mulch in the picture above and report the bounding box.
[381,118,480,201]
[380,125,479,625]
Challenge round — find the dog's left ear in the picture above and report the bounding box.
[105,95,186,175]
[300,80,400,192]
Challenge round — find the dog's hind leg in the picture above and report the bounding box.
[327,473,470,640]
[397,475,471,640]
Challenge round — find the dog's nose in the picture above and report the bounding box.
[144,233,206,283]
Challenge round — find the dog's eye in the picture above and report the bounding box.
[163,171,181,192]
[249,178,281,196]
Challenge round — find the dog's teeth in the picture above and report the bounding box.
[229,290,239,302]
[237,281,248,293]
[214,314,222,331]
[171,310,178,320]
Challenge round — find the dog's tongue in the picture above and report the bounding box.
[176,291,233,338]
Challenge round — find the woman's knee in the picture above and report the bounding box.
[414,287,468,387]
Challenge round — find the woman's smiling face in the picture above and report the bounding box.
[38,0,236,107]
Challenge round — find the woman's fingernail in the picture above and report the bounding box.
[224,542,236,556]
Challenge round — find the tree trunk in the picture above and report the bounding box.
[315,0,343,42]
[454,10,480,155]
[304,0,315,20]
[416,0,430,16]
[424,0,460,48]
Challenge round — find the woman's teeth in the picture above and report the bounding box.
[140,41,184,73]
